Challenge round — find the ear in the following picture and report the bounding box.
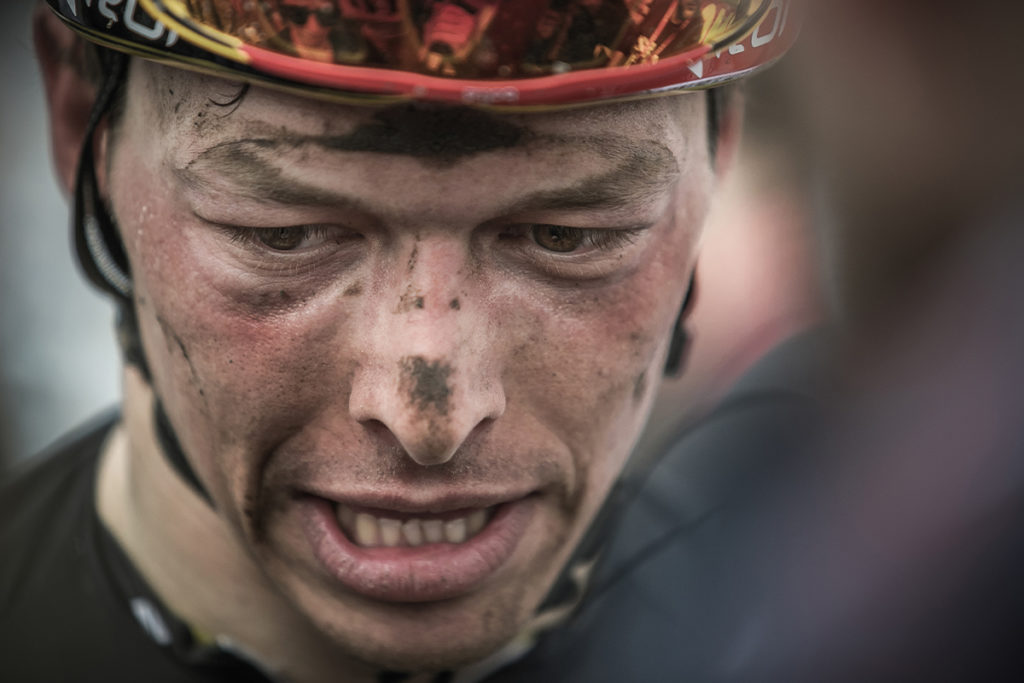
[713,88,745,178]
[34,5,97,197]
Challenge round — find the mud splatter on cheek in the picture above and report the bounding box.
[224,287,315,319]
[408,244,419,273]
[155,314,210,410]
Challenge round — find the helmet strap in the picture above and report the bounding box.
[72,51,216,506]
[154,399,215,507]
[73,50,132,303]
[664,270,697,378]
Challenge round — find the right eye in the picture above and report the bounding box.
[251,226,326,251]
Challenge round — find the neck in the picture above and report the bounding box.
[96,366,379,683]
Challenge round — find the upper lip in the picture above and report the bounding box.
[298,487,535,515]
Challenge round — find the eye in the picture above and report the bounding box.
[532,224,585,253]
[227,225,341,252]
[526,224,643,254]
[256,227,316,251]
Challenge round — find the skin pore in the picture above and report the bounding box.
[94,60,716,679]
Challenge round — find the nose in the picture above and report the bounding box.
[348,238,505,466]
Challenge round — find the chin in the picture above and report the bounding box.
[306,589,530,674]
[256,539,543,674]
[346,624,519,674]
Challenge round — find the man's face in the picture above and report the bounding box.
[108,61,712,670]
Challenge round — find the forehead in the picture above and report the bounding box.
[130,61,705,161]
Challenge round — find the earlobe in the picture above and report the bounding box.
[34,5,97,197]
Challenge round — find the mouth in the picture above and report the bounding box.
[336,503,495,548]
[298,493,536,603]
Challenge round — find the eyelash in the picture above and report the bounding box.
[512,224,646,254]
[225,225,337,252]
[551,227,643,250]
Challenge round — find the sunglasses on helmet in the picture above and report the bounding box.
[279,4,343,28]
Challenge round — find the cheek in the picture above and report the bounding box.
[116,162,357,489]
[501,195,702,485]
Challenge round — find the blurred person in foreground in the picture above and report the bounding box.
[753,1,1024,679]
[495,1,1024,681]
[0,2,803,682]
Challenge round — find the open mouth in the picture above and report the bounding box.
[336,504,496,548]
[300,495,535,602]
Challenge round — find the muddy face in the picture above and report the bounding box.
[110,61,713,671]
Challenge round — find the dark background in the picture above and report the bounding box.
[0,3,120,470]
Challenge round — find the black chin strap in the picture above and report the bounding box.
[664,270,698,378]
[529,268,698,632]
[154,400,214,507]
[73,50,215,508]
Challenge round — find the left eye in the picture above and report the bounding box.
[532,225,585,253]
[529,224,641,253]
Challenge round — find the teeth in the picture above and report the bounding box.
[422,519,445,544]
[354,513,379,546]
[402,519,424,547]
[336,505,494,549]
[445,518,468,544]
[379,518,402,547]
[467,509,487,536]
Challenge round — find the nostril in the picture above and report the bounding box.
[360,418,397,442]
[358,418,406,454]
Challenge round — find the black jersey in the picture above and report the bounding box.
[0,411,270,683]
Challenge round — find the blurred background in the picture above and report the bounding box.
[0,3,120,469]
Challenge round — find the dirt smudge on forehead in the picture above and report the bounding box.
[139,61,248,137]
[323,103,527,168]
[399,356,453,416]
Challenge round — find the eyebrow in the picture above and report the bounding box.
[175,134,680,218]
[174,141,371,210]
[498,137,680,216]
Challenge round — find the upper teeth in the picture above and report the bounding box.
[337,505,491,548]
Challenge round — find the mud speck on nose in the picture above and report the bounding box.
[395,285,427,313]
[400,356,453,415]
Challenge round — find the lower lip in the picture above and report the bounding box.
[298,496,535,603]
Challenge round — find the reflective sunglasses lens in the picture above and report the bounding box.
[280,6,313,25]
